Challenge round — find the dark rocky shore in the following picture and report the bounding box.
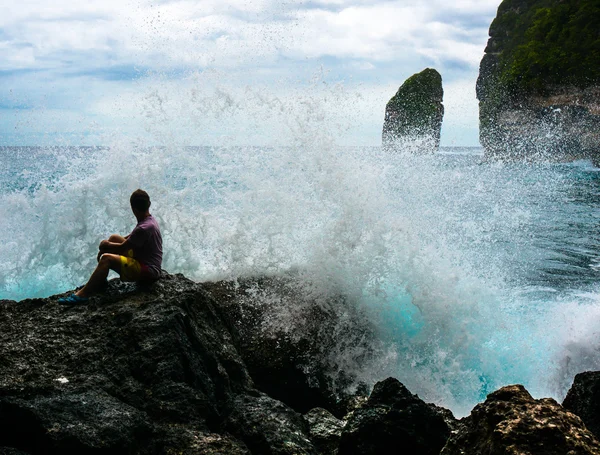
[1,273,600,454]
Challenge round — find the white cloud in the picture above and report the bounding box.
[0,42,36,70]
[281,2,494,68]
[0,0,501,145]
[1,0,497,71]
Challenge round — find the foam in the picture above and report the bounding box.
[2,80,600,416]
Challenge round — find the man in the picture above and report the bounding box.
[59,189,163,303]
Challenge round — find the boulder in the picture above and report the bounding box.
[305,407,345,455]
[382,68,444,152]
[563,371,600,441]
[0,274,253,453]
[0,272,378,454]
[441,384,600,455]
[205,275,376,418]
[477,0,600,162]
[224,392,316,455]
[338,377,454,455]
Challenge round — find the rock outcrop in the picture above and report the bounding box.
[3,274,600,454]
[441,384,600,455]
[477,0,600,162]
[382,68,444,152]
[305,408,345,455]
[203,276,376,418]
[563,371,600,442]
[0,273,381,454]
[0,274,255,454]
[338,377,453,455]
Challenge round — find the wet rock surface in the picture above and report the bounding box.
[2,273,600,454]
[441,384,600,455]
[563,371,600,442]
[224,392,315,455]
[338,377,453,455]
[305,407,345,455]
[204,276,377,418]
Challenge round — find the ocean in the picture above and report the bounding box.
[2,143,600,416]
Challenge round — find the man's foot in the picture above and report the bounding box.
[58,293,90,304]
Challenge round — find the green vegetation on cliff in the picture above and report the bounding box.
[492,0,600,94]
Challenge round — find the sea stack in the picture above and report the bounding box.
[382,68,444,152]
[477,0,600,162]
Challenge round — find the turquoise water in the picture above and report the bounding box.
[2,144,600,416]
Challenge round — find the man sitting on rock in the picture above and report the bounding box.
[59,189,163,303]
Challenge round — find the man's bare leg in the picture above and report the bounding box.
[76,253,121,298]
[97,234,127,262]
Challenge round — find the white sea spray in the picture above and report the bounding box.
[2,78,600,416]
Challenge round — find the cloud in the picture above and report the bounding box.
[0,0,501,146]
[283,2,494,71]
[1,0,497,72]
[0,42,36,70]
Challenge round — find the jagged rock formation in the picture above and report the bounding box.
[338,377,453,455]
[2,274,600,454]
[563,371,600,442]
[203,276,376,418]
[0,274,255,454]
[477,0,600,162]
[441,384,600,455]
[382,68,444,152]
[305,408,345,455]
[0,273,377,454]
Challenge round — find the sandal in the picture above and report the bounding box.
[58,293,89,304]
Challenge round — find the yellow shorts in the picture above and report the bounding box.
[120,250,143,282]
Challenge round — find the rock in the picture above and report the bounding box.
[8,272,597,454]
[0,389,152,453]
[563,371,600,441]
[382,68,444,152]
[441,384,600,455]
[204,275,377,418]
[224,392,316,455]
[0,272,383,454]
[338,377,454,455]
[162,430,251,455]
[477,0,600,162]
[305,407,345,455]
[0,273,291,454]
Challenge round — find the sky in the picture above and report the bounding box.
[0,0,502,147]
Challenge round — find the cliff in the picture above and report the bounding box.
[2,273,600,454]
[477,0,600,161]
[382,68,444,152]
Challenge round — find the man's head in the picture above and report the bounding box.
[130,189,151,214]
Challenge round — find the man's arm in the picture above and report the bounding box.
[99,238,133,256]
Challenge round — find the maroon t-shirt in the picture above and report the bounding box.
[127,215,163,279]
